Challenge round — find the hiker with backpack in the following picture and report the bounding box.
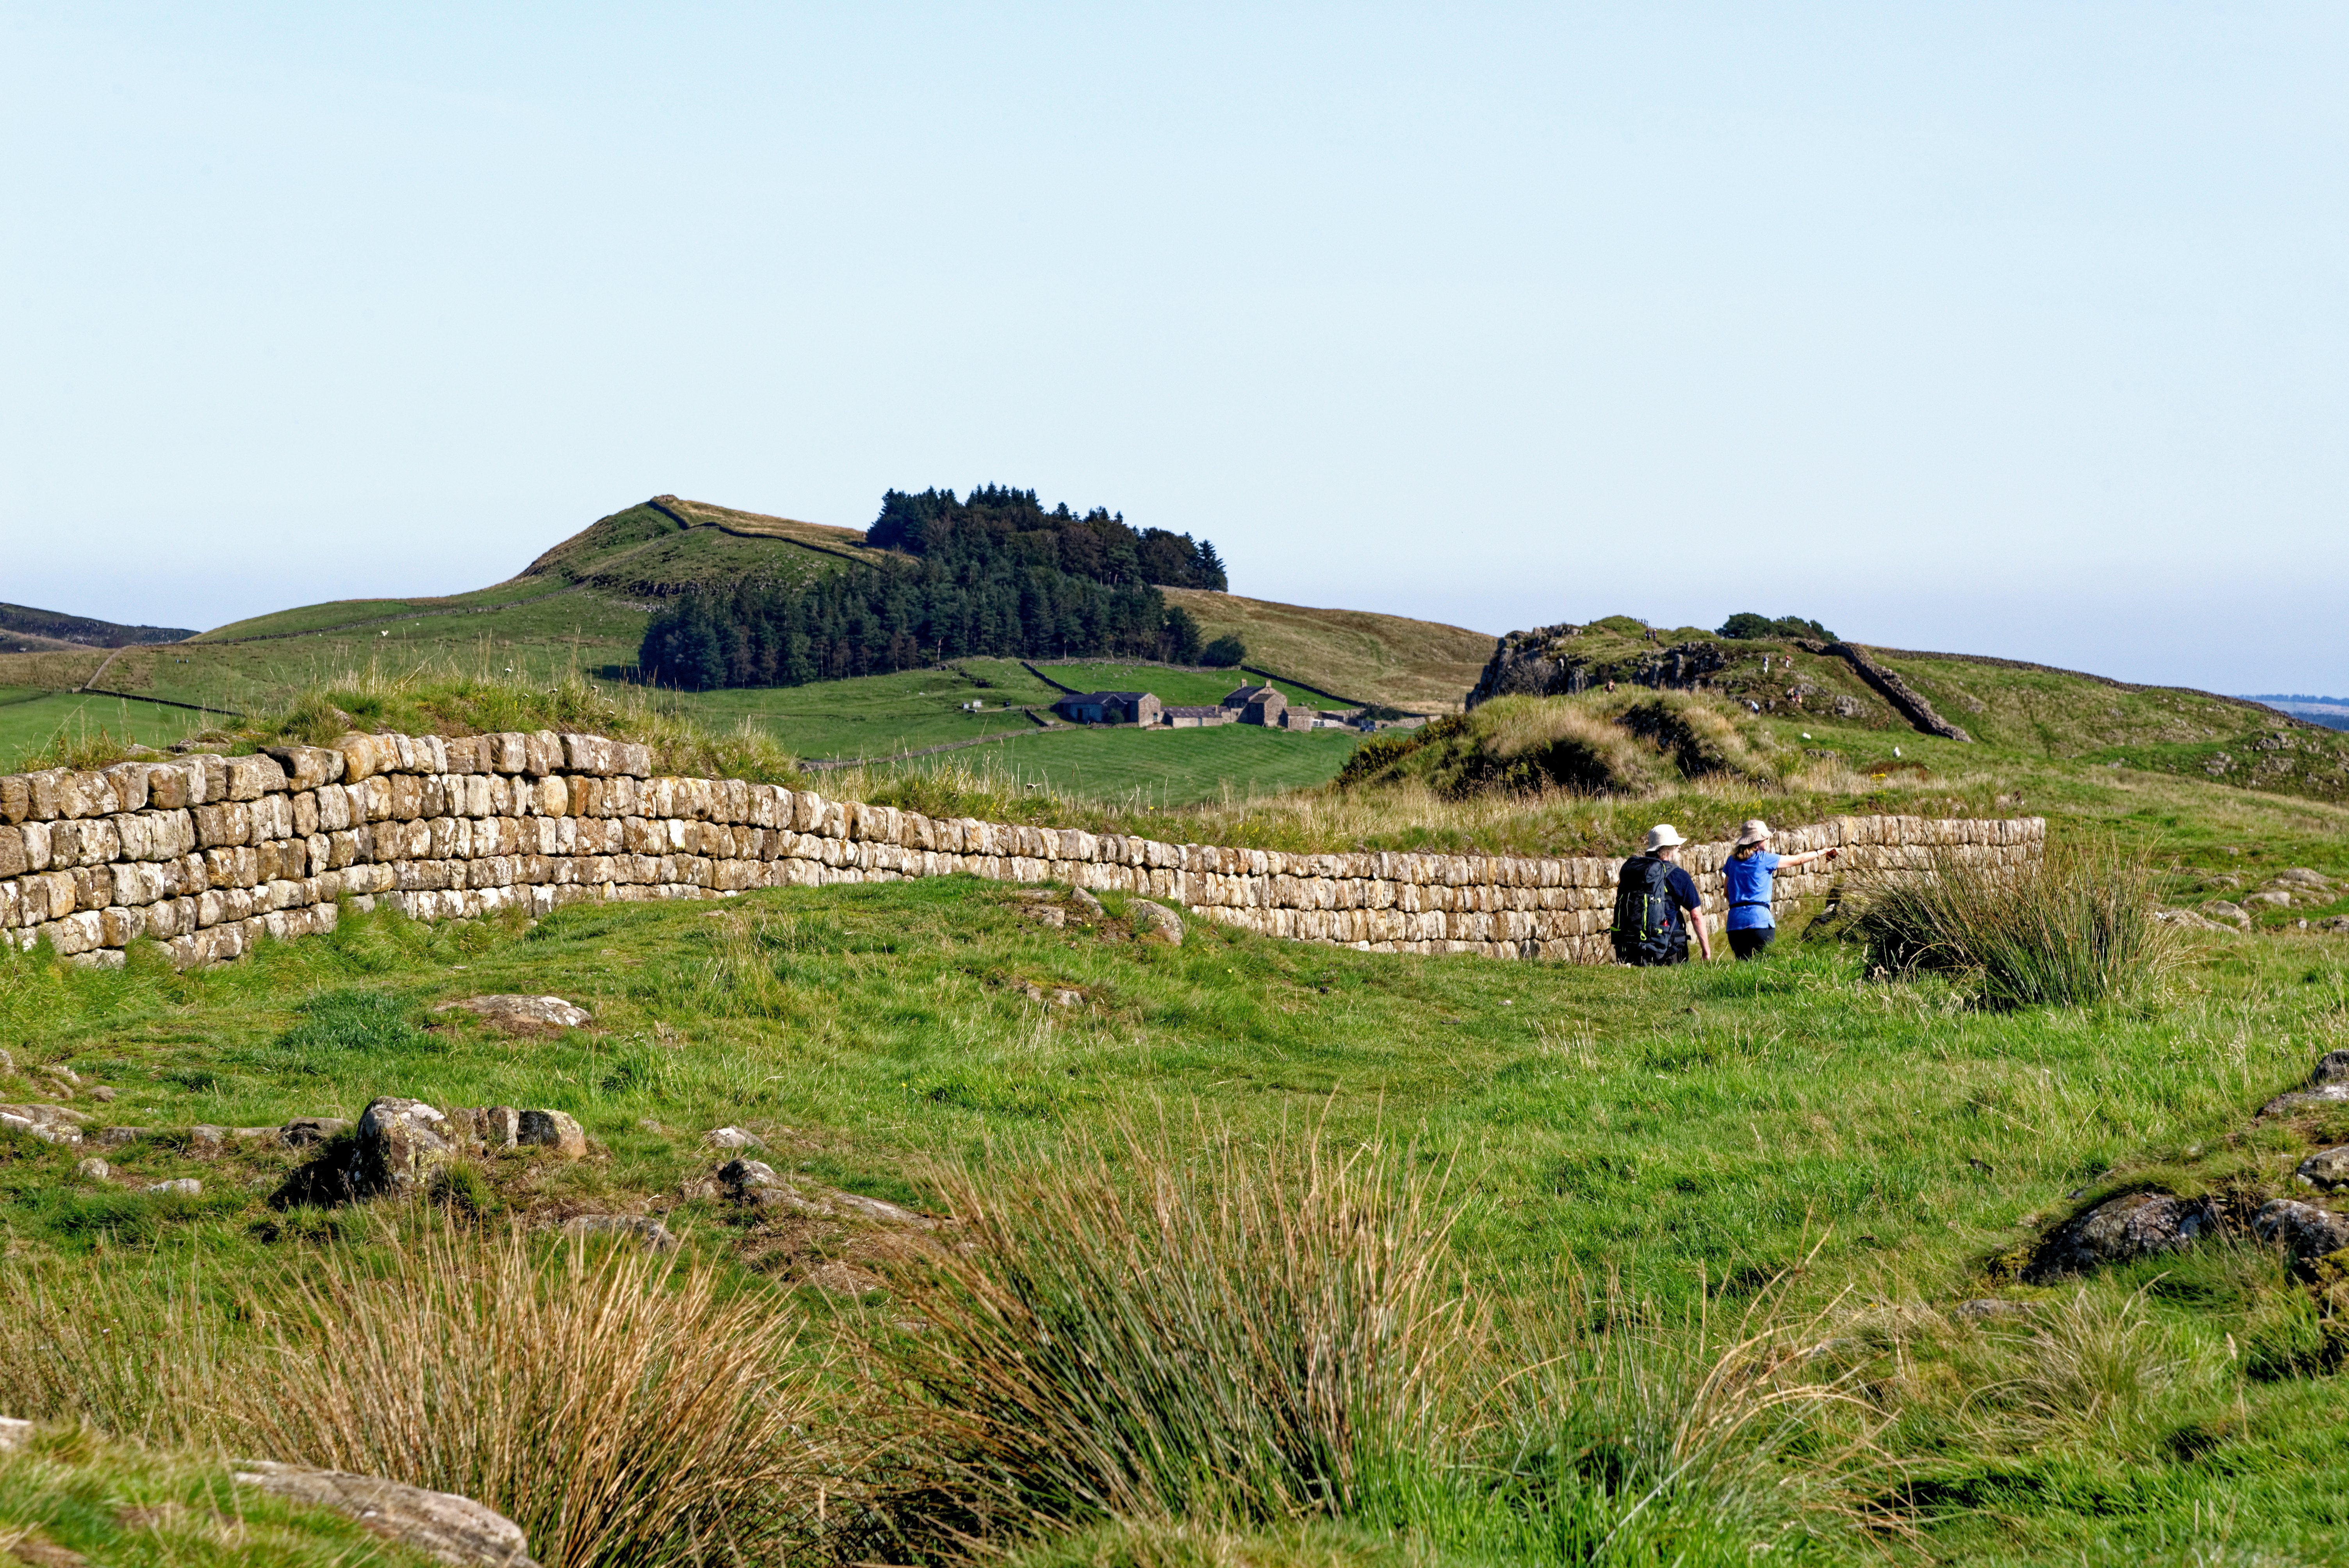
[1722,818,1838,960]
[1611,825,1713,966]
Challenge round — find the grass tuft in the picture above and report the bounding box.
[1850,832,2181,1008]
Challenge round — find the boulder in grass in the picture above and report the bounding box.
[0,1103,86,1144]
[433,995,594,1033]
[349,1097,453,1196]
[2024,1192,2219,1282]
[1129,900,1185,946]
[233,1461,538,1568]
[2254,1200,2349,1265]
[147,1178,202,1197]
[718,1157,779,1195]
[561,1213,677,1251]
[2297,1147,2349,1192]
[0,1415,30,1452]
[2262,1050,2349,1115]
[517,1110,586,1160]
[706,1126,765,1150]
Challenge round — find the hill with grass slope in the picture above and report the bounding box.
[1466,615,2349,807]
[0,601,195,653]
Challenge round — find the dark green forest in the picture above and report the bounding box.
[637,487,1219,689]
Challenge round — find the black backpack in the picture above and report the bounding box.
[1611,855,1686,966]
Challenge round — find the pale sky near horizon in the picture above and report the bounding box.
[4,4,2344,693]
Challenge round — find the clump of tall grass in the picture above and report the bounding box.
[1850,832,2180,1009]
[0,1222,838,1568]
[1475,1268,1901,1561]
[863,1118,1470,1543]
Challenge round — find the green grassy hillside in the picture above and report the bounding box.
[1166,587,1495,711]
[5,860,2349,1561]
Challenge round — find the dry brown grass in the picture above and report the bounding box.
[0,1221,839,1568]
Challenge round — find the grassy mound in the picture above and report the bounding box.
[1338,691,1793,798]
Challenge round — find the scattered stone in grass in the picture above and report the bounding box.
[0,1415,31,1451]
[2263,1051,2349,1114]
[2297,1147,2349,1191]
[2254,1199,2349,1264]
[561,1213,677,1251]
[517,1110,586,1160]
[2275,868,2337,890]
[447,1106,520,1147]
[1954,1299,2036,1321]
[2246,891,2295,910]
[188,1125,226,1155]
[719,1157,779,1194]
[1068,888,1105,921]
[797,1260,885,1295]
[433,994,594,1032]
[0,1103,87,1144]
[1130,899,1185,946]
[351,1097,454,1196]
[97,1126,148,1146]
[1023,905,1067,928]
[89,1085,115,1103]
[278,1117,351,1147]
[636,1117,668,1133]
[706,1126,764,1150]
[147,1178,202,1197]
[2203,901,2252,929]
[2155,908,2233,932]
[1009,889,1058,902]
[0,1047,11,1073]
[75,1156,109,1180]
[2025,1191,2219,1282]
[2323,915,2349,934]
[233,1460,538,1568]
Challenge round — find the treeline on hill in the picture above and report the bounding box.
[1716,612,1837,641]
[638,486,1223,690]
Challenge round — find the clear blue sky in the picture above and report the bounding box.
[4,3,2343,692]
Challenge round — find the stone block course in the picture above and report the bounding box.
[0,729,2044,969]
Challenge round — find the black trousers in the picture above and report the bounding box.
[1728,927,1776,960]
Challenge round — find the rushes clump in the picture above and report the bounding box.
[0,1224,837,1568]
[867,1119,1469,1541]
[233,1222,833,1568]
[1851,832,2179,1008]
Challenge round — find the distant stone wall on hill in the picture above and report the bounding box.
[0,731,2044,969]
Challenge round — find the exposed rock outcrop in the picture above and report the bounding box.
[2024,1191,2219,1282]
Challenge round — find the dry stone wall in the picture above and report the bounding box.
[0,730,2045,969]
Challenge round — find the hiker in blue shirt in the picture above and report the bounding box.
[1722,819,1838,960]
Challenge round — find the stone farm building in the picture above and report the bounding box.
[1161,704,1234,728]
[1053,691,1163,727]
[1223,683,1315,731]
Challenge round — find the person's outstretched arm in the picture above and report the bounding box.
[1779,847,1841,871]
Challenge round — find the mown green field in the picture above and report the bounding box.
[885,718,1366,807]
[0,688,219,762]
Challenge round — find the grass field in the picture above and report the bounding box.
[5,870,2349,1562]
[0,687,223,761]
[884,718,1367,806]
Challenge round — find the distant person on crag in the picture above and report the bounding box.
[1722,819,1837,960]
[1611,825,1712,966]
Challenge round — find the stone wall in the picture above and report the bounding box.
[0,730,2045,969]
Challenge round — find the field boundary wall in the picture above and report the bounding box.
[0,730,2045,968]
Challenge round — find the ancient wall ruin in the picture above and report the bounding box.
[0,730,2044,969]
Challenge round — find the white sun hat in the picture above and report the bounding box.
[1644,824,1685,852]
